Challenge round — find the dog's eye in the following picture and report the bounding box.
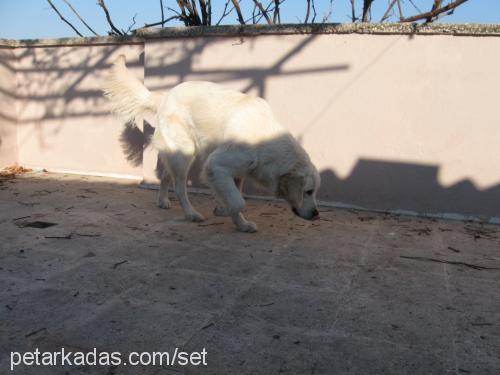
[306,190,314,196]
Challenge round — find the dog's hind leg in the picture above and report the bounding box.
[157,153,171,209]
[156,117,204,222]
[167,151,205,222]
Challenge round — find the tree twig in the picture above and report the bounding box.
[401,0,468,23]
[380,0,398,22]
[180,0,201,25]
[97,0,123,35]
[322,0,334,22]
[140,15,180,30]
[362,0,374,22]
[216,0,232,25]
[407,0,422,13]
[160,0,165,27]
[207,0,211,25]
[396,0,404,20]
[198,0,208,25]
[125,13,137,34]
[62,0,99,36]
[311,0,317,23]
[305,0,311,23]
[273,0,280,23]
[350,0,356,22]
[252,0,273,24]
[231,0,246,24]
[46,0,83,37]
[426,0,443,23]
[243,0,284,24]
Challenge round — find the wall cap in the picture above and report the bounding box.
[1,23,500,48]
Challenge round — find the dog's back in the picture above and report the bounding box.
[161,81,287,151]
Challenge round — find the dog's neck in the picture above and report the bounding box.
[250,134,310,189]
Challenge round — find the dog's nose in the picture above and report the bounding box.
[311,209,319,219]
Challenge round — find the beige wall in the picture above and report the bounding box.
[145,34,500,218]
[0,48,18,167]
[1,31,499,219]
[14,43,144,177]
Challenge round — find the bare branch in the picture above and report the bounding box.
[242,0,285,25]
[426,0,443,23]
[47,0,83,37]
[252,0,273,25]
[400,0,469,23]
[305,0,311,23]
[273,0,280,24]
[216,0,232,25]
[311,0,317,23]
[350,0,356,22]
[396,0,404,20]
[176,0,202,25]
[231,0,245,24]
[407,0,422,14]
[188,0,201,24]
[249,0,277,24]
[160,0,165,28]
[125,13,137,34]
[380,0,398,22]
[199,0,208,25]
[62,0,99,36]
[175,1,189,25]
[207,0,212,25]
[322,0,334,23]
[97,0,123,35]
[140,15,180,30]
[362,0,374,22]
[252,3,258,23]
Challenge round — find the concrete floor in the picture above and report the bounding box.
[0,172,499,375]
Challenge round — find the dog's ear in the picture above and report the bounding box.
[277,173,304,207]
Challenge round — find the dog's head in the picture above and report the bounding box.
[277,163,321,221]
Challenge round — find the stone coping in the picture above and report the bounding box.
[1,23,500,48]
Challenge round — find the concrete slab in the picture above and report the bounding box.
[1,172,499,374]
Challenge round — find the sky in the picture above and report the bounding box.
[0,0,498,40]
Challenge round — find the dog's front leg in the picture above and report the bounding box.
[213,177,244,217]
[230,210,257,233]
[205,156,256,233]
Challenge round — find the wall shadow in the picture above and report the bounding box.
[319,159,500,218]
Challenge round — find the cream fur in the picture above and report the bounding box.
[103,55,320,232]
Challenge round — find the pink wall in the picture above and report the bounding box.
[144,34,500,219]
[1,28,499,220]
[14,43,144,178]
[0,48,18,167]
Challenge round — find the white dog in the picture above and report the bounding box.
[103,55,320,232]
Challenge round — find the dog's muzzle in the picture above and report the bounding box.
[292,208,320,220]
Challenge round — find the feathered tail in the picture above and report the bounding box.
[102,55,160,126]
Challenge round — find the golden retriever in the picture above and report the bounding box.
[103,55,320,232]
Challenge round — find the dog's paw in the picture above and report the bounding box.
[213,206,230,217]
[186,211,205,222]
[237,221,257,233]
[157,198,171,209]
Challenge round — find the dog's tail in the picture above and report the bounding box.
[102,55,160,126]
